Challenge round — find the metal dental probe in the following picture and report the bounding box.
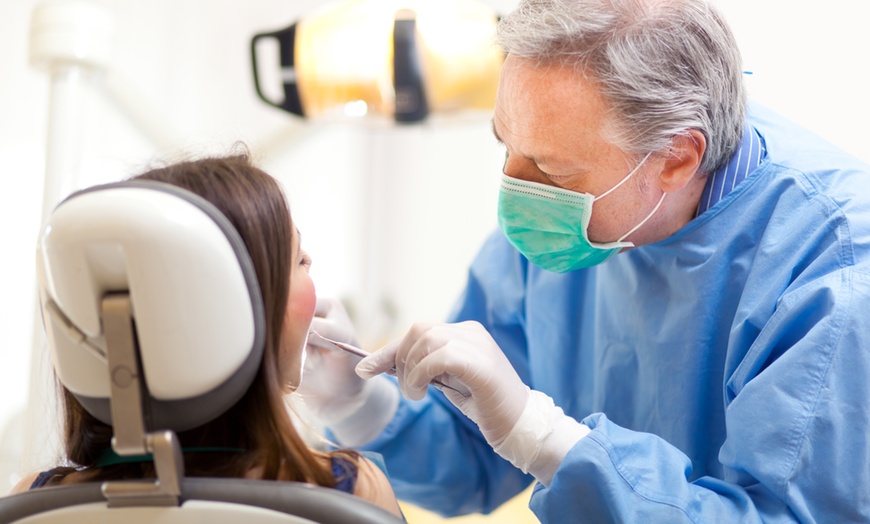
[308,331,465,394]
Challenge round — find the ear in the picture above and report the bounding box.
[658,129,706,193]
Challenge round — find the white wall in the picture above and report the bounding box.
[0,0,514,491]
[719,2,870,160]
[0,0,867,495]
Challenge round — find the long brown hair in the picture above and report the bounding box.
[54,152,356,487]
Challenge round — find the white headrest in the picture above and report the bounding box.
[36,181,265,431]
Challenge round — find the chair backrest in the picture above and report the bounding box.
[38,181,266,433]
[2,181,404,523]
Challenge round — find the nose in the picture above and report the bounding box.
[502,152,555,186]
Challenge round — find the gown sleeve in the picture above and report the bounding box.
[529,265,870,523]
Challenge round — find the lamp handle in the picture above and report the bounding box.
[250,25,304,117]
[392,11,429,123]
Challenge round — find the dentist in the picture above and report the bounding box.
[301,0,870,521]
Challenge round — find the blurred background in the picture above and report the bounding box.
[0,0,867,522]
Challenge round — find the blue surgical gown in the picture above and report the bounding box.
[358,103,870,522]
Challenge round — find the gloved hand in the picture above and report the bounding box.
[356,320,590,485]
[355,321,529,447]
[297,296,398,446]
[297,297,364,421]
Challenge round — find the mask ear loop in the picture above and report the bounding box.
[617,192,666,242]
[592,152,653,202]
[589,151,663,243]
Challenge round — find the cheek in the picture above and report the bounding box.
[285,277,317,361]
[288,278,317,326]
[280,277,317,391]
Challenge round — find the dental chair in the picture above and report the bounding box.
[0,181,403,524]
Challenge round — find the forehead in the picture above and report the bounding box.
[493,55,613,157]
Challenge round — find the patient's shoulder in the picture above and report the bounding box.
[352,456,403,519]
[10,467,85,493]
[10,472,42,494]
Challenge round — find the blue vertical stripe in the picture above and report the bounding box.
[696,125,765,216]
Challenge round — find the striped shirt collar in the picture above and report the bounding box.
[696,124,765,216]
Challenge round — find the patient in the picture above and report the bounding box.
[11,151,403,518]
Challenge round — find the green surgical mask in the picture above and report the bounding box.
[497,153,663,273]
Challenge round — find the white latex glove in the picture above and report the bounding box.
[297,297,398,446]
[355,320,590,486]
[297,297,364,420]
[355,321,529,447]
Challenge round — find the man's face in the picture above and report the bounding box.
[492,54,665,245]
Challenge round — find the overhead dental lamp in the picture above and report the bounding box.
[250,0,504,123]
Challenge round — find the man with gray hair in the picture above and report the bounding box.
[302,0,870,521]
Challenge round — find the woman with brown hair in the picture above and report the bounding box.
[11,152,403,519]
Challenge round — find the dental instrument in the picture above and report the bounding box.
[308,331,465,394]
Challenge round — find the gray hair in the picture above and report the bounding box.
[497,0,746,174]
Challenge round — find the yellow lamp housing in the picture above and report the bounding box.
[251,0,504,123]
